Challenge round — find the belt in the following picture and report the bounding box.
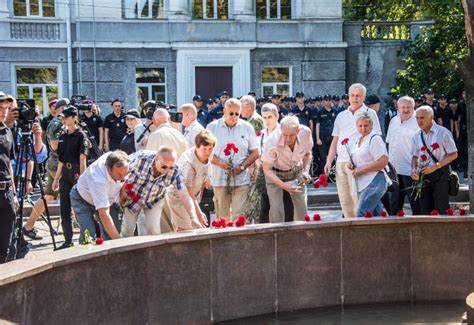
[0,180,12,191]
[64,163,80,170]
[272,167,293,173]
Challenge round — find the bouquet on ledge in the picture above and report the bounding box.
[223,143,239,195]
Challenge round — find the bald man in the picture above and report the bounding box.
[146,108,188,157]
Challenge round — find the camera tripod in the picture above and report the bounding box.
[10,127,57,259]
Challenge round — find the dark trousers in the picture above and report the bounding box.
[60,167,79,243]
[420,166,450,215]
[318,132,333,173]
[260,190,294,223]
[389,174,421,215]
[0,186,15,264]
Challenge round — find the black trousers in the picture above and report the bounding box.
[318,132,333,173]
[260,190,294,223]
[60,167,79,243]
[420,166,450,215]
[389,174,421,215]
[0,185,16,263]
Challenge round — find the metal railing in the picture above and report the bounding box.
[10,22,61,40]
[360,21,412,41]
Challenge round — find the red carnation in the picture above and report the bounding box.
[313,181,321,189]
[219,217,228,227]
[256,130,262,137]
[227,221,234,227]
[420,146,428,151]
[233,147,239,154]
[420,154,428,162]
[176,228,185,232]
[223,148,231,156]
[228,143,237,150]
[364,211,373,218]
[304,215,310,222]
[446,208,454,216]
[319,174,327,182]
[322,181,329,187]
[235,215,247,227]
[430,209,439,216]
[313,213,321,221]
[341,138,349,145]
[211,220,219,228]
[431,143,440,150]
[380,211,388,217]
[397,210,405,217]
[124,183,133,190]
[95,237,104,245]
[459,208,467,216]
[132,194,139,203]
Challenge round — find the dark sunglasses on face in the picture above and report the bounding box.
[228,112,240,117]
[161,165,175,170]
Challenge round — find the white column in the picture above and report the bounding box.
[0,0,10,18]
[168,0,191,20]
[295,0,342,19]
[233,0,255,21]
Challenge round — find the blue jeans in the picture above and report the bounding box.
[356,171,388,218]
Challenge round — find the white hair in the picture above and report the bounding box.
[224,98,242,109]
[416,105,434,117]
[179,103,197,115]
[280,115,300,129]
[348,83,367,97]
[397,96,415,108]
[240,95,256,109]
[261,103,278,116]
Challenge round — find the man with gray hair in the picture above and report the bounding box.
[240,95,264,132]
[146,108,188,157]
[262,115,313,223]
[324,83,381,218]
[207,98,259,220]
[180,103,204,148]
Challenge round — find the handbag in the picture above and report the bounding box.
[420,133,459,196]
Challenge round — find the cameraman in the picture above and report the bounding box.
[135,100,158,150]
[104,99,126,152]
[80,100,104,161]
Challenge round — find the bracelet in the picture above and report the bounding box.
[26,178,32,182]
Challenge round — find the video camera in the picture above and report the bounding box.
[144,100,182,123]
[70,95,93,111]
[16,99,37,131]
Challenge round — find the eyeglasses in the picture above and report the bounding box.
[161,165,175,170]
[228,112,240,117]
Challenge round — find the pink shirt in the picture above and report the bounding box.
[261,125,313,171]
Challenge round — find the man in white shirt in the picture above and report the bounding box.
[324,83,381,218]
[180,103,204,148]
[146,109,188,157]
[71,151,129,242]
[207,98,259,220]
[386,96,421,215]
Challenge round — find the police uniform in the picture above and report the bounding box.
[104,112,126,151]
[290,105,312,127]
[57,108,88,246]
[315,107,338,170]
[81,113,103,160]
[209,104,224,122]
[197,108,211,128]
[0,123,16,263]
[436,107,453,131]
[278,106,289,121]
[45,116,64,197]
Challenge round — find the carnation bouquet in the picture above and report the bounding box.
[223,143,239,195]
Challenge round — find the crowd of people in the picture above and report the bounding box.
[0,82,467,263]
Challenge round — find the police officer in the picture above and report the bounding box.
[0,92,18,263]
[290,92,313,129]
[271,93,289,121]
[103,98,126,151]
[193,95,211,128]
[332,95,341,111]
[80,100,103,161]
[209,91,229,122]
[340,93,350,111]
[315,95,338,172]
[314,95,323,110]
[52,106,88,249]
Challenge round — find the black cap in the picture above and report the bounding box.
[61,105,78,118]
[55,98,70,109]
[449,98,457,104]
[323,94,331,100]
[193,95,202,101]
[332,95,340,101]
[366,94,381,105]
[315,95,323,101]
[295,92,304,98]
[125,109,140,119]
[342,94,349,100]
[207,98,215,104]
[439,94,447,99]
[424,88,434,94]
[248,91,256,96]
[0,92,13,102]
[271,93,280,99]
[415,96,423,103]
[220,91,229,97]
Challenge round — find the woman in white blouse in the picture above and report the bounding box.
[349,112,389,218]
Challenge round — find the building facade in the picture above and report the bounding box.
[0,0,346,114]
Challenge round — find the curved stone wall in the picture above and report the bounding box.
[1,217,473,324]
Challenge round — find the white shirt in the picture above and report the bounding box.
[76,152,124,210]
[411,122,457,166]
[146,123,189,158]
[134,123,149,151]
[184,119,204,148]
[332,105,382,163]
[386,114,419,176]
[351,132,388,193]
[206,118,258,187]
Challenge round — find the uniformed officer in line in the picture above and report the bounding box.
[315,95,338,172]
[331,95,341,111]
[193,95,211,128]
[0,92,18,263]
[290,92,313,129]
[283,96,292,111]
[103,98,127,151]
[339,94,350,112]
[80,100,103,161]
[314,95,323,110]
[271,93,289,121]
[206,98,217,112]
[209,91,229,122]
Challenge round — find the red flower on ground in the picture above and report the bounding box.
[95,237,104,245]
[176,228,185,232]
[211,220,219,228]
[313,214,321,221]
[380,211,388,217]
[313,181,321,189]
[431,143,440,150]
[397,210,405,217]
[430,209,439,216]
[124,183,133,190]
[420,154,428,162]
[227,221,234,227]
[459,208,467,216]
[319,174,327,182]
[219,217,228,228]
[446,208,454,216]
[321,181,329,187]
[420,146,428,151]
[341,138,349,145]
[364,211,373,218]
[256,130,262,137]
[304,215,310,222]
[235,215,247,227]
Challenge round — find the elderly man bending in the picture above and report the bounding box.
[262,115,313,223]
[121,147,202,237]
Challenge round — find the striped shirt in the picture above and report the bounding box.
[125,150,185,214]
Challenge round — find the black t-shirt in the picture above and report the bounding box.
[0,125,15,181]
[81,113,103,144]
[58,128,88,164]
[103,112,127,144]
[436,107,453,129]
[290,105,312,127]
[456,103,467,128]
[40,114,55,134]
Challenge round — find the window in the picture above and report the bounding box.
[15,67,59,116]
[193,0,228,19]
[261,67,291,98]
[256,0,291,19]
[136,68,166,109]
[13,0,56,17]
[123,0,166,19]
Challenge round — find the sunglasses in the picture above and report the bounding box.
[161,165,175,170]
[228,112,240,117]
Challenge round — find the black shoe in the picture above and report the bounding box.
[56,242,73,250]
[22,226,43,240]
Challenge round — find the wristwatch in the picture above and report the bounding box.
[239,165,245,171]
